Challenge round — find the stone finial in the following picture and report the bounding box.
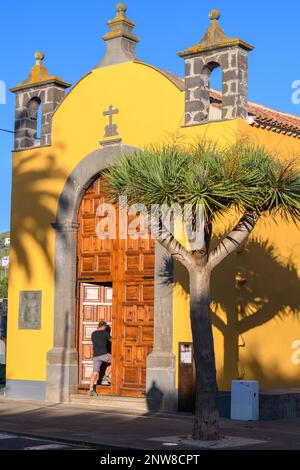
[209,9,220,21]
[178,10,254,57]
[11,51,70,91]
[35,51,45,65]
[94,4,140,68]
[116,2,127,18]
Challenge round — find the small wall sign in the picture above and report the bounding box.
[180,343,193,364]
[18,291,42,330]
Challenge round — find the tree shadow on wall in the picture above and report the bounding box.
[10,153,67,280]
[173,239,300,390]
[241,354,300,390]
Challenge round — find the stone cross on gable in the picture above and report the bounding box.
[103,105,119,137]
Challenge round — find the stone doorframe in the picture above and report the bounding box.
[46,145,177,411]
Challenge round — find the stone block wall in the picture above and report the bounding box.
[259,391,300,420]
[183,389,300,420]
[184,46,249,125]
[13,83,66,150]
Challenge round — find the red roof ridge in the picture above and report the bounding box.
[248,100,300,122]
[209,88,300,136]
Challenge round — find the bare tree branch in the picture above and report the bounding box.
[156,231,194,270]
[208,212,259,271]
[148,211,195,269]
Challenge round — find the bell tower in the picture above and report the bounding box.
[95,3,140,68]
[178,10,254,126]
[10,52,71,150]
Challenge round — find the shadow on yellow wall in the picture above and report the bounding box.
[242,354,300,389]
[10,152,68,280]
[173,238,300,390]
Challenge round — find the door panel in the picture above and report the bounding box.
[78,283,112,386]
[78,178,115,279]
[77,175,154,397]
[118,281,154,396]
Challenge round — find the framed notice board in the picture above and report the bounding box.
[178,342,196,412]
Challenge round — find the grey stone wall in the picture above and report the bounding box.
[188,389,300,420]
[260,391,300,420]
[184,46,249,125]
[13,83,66,150]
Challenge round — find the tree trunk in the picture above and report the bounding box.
[189,268,220,440]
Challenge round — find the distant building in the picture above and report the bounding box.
[0,299,7,337]
[0,299,7,384]
[0,257,9,268]
[4,238,10,247]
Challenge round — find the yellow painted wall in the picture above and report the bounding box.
[173,121,300,391]
[7,149,60,381]
[7,61,187,383]
[7,60,300,392]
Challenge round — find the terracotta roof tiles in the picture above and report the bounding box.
[210,90,300,138]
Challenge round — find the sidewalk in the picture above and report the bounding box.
[0,397,300,450]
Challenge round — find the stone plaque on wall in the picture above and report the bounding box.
[19,291,42,330]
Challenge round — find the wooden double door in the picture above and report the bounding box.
[77,176,155,397]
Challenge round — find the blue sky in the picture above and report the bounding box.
[0,0,300,232]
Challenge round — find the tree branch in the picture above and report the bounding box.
[149,212,194,269]
[208,212,259,271]
[156,231,194,270]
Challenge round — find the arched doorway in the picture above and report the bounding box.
[76,175,155,397]
[46,145,175,410]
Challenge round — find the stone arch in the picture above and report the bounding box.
[46,145,176,411]
[27,96,42,143]
[199,61,222,121]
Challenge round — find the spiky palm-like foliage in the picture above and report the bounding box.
[104,140,300,441]
[106,140,300,224]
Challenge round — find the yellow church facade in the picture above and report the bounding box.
[6,5,300,415]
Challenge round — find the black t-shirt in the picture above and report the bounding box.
[91,330,111,357]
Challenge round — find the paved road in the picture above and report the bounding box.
[0,432,94,450]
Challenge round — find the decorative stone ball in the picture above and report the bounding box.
[209,9,220,21]
[116,3,127,14]
[35,51,45,61]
